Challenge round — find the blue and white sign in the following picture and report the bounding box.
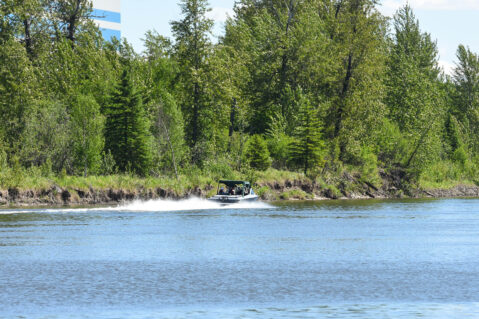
[91,0,121,40]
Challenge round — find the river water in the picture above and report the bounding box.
[1,198,479,318]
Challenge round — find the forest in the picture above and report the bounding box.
[1,0,479,195]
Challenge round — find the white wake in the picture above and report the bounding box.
[0,197,271,214]
[114,197,272,212]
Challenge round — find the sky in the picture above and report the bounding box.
[122,0,479,74]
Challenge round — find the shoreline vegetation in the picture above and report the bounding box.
[2,1,479,207]
[1,168,479,207]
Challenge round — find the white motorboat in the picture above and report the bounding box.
[208,180,259,204]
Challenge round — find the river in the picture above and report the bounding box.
[0,198,478,318]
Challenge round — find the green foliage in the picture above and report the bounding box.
[142,30,172,60]
[246,134,271,171]
[444,114,465,159]
[171,0,214,148]
[324,184,342,200]
[376,118,409,165]
[154,89,186,176]
[266,114,294,169]
[255,186,271,198]
[452,45,479,155]
[104,68,153,176]
[0,38,36,147]
[288,95,324,175]
[358,147,381,188]
[202,157,236,181]
[71,94,104,176]
[228,131,249,171]
[385,5,444,173]
[452,146,468,166]
[280,189,310,200]
[2,0,479,196]
[323,0,388,162]
[418,160,479,189]
[20,99,73,172]
[100,150,116,175]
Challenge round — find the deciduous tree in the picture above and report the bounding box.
[171,0,213,150]
[71,94,105,176]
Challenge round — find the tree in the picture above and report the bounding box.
[49,0,94,44]
[452,45,479,155]
[384,5,444,171]
[20,99,73,172]
[0,38,37,152]
[155,89,186,179]
[5,0,49,59]
[104,69,153,175]
[141,31,186,177]
[246,134,271,171]
[321,0,388,162]
[289,95,324,175]
[265,114,294,169]
[386,5,440,130]
[142,30,172,61]
[171,0,214,149]
[71,94,104,176]
[223,0,313,134]
[225,0,387,162]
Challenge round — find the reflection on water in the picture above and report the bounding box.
[1,198,479,318]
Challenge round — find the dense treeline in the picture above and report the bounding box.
[1,0,479,188]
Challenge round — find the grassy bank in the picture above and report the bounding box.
[0,165,304,201]
[2,161,479,207]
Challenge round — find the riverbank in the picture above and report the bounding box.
[1,168,479,207]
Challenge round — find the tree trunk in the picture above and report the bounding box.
[67,0,82,44]
[192,82,200,146]
[228,98,236,151]
[23,18,33,58]
[406,121,433,168]
[229,98,236,138]
[335,52,353,139]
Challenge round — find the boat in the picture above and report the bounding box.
[208,180,259,204]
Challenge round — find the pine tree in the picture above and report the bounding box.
[289,97,324,175]
[104,68,152,176]
[246,134,271,171]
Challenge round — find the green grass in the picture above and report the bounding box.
[417,160,478,190]
[2,160,479,198]
[0,168,212,193]
[0,165,310,203]
[256,168,305,185]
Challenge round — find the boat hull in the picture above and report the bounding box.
[208,194,259,204]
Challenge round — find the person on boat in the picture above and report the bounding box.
[229,187,236,195]
[219,187,226,195]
